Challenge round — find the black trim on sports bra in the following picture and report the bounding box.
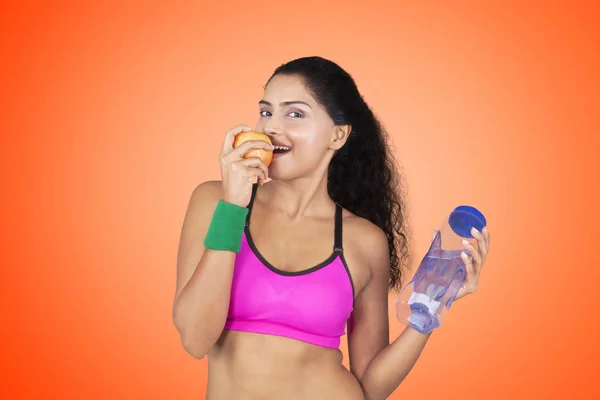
[333,202,343,254]
[244,183,258,228]
[243,183,356,300]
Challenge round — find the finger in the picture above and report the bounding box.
[240,157,268,168]
[256,161,269,181]
[233,158,268,180]
[221,124,255,155]
[462,239,483,269]
[241,158,269,180]
[483,226,491,250]
[471,227,488,258]
[244,165,268,182]
[461,251,477,285]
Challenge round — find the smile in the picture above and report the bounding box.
[273,145,292,153]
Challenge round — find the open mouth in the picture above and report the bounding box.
[273,145,292,155]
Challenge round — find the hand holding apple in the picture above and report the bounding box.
[219,125,274,207]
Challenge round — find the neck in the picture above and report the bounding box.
[261,173,334,220]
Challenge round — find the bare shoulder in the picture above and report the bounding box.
[343,210,390,266]
[341,209,391,294]
[188,180,223,206]
[180,179,223,237]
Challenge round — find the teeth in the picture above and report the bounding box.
[273,145,291,150]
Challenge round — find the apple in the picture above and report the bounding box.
[233,131,273,167]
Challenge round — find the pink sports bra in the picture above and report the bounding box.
[224,184,355,349]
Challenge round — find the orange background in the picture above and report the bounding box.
[1,1,599,399]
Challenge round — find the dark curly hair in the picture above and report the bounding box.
[267,56,411,290]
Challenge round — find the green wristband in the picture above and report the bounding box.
[204,200,249,253]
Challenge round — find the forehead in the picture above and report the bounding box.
[263,74,315,104]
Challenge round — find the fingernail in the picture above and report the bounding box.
[462,239,469,246]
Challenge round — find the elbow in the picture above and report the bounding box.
[360,376,388,400]
[172,312,210,360]
[172,302,225,359]
[362,388,387,400]
[175,322,211,359]
[363,392,385,400]
[180,336,208,360]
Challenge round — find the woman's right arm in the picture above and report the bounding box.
[172,180,237,359]
[172,125,272,359]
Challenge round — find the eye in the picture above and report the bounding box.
[259,110,271,117]
[288,111,304,118]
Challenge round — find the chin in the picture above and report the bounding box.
[266,170,289,182]
[267,168,299,183]
[267,154,324,182]
[269,168,320,184]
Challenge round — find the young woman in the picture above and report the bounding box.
[173,56,491,400]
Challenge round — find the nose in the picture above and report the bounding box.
[262,113,284,136]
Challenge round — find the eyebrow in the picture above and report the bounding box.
[259,100,312,109]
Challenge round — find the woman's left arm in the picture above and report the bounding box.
[349,227,490,400]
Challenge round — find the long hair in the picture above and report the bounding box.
[267,56,411,290]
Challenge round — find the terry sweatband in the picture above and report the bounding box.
[204,200,249,253]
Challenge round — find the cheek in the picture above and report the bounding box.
[286,121,330,149]
[255,117,266,130]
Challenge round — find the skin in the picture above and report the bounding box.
[173,74,491,399]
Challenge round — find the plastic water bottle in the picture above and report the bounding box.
[395,205,487,334]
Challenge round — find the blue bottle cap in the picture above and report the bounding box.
[448,205,486,238]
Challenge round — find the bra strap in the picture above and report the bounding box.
[245,183,258,227]
[334,203,343,254]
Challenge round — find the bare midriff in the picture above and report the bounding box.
[206,330,364,400]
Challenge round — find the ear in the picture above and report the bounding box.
[329,125,352,151]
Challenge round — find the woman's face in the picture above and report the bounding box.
[255,74,339,181]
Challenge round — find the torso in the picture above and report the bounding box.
[206,183,375,400]
[207,332,363,399]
